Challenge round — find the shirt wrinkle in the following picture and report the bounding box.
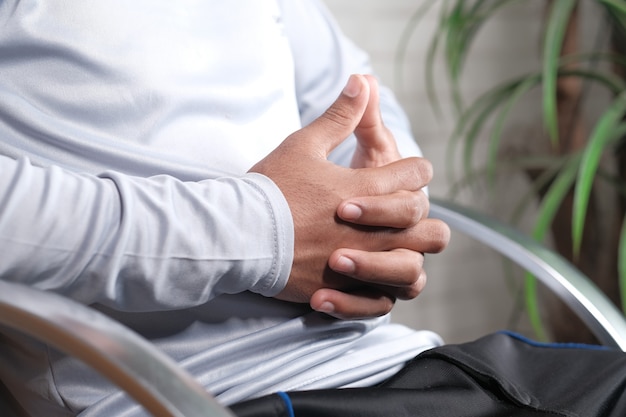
[0,1,436,416]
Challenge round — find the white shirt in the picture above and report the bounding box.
[0,1,442,416]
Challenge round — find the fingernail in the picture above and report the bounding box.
[341,203,362,220]
[334,255,356,273]
[342,75,361,98]
[318,301,335,314]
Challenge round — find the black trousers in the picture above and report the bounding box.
[230,331,626,417]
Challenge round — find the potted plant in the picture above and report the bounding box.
[399,0,626,342]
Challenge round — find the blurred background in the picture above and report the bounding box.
[324,0,623,344]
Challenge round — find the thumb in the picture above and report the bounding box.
[299,74,370,158]
[351,75,401,168]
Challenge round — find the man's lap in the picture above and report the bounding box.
[231,331,626,416]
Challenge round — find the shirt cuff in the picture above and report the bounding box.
[241,172,294,297]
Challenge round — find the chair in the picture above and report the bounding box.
[1,199,625,417]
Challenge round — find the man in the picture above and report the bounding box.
[3,1,625,417]
[0,1,449,415]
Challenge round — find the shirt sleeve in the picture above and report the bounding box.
[278,0,423,167]
[0,155,293,311]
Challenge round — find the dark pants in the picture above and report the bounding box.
[231,331,626,416]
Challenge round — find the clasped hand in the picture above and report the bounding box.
[249,75,450,319]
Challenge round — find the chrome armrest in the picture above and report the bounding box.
[0,281,234,417]
[429,197,626,351]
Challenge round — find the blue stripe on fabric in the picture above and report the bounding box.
[498,330,611,351]
[277,391,295,417]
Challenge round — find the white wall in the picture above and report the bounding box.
[323,0,551,342]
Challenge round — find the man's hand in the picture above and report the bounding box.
[309,75,450,318]
[246,76,447,318]
[249,75,446,319]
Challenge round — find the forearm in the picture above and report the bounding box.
[0,155,293,310]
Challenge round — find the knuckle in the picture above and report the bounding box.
[406,269,427,300]
[403,191,428,225]
[398,157,434,191]
[417,270,427,292]
[397,276,426,300]
[323,104,353,131]
[429,220,451,252]
[416,158,434,184]
[380,297,395,315]
[414,219,451,253]
[394,251,426,300]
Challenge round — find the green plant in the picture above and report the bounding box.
[398,0,626,341]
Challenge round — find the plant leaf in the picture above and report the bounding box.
[394,0,438,92]
[445,77,519,182]
[542,0,577,148]
[534,157,581,243]
[600,0,626,16]
[572,92,626,257]
[558,68,626,94]
[443,0,522,114]
[525,155,581,341]
[453,75,540,184]
[486,76,538,184]
[425,0,453,118]
[508,154,575,225]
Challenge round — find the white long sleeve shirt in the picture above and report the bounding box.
[0,1,442,416]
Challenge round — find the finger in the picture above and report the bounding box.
[337,189,429,228]
[355,75,383,136]
[310,287,396,320]
[298,74,370,158]
[356,156,434,196]
[328,248,427,300]
[351,75,401,168]
[341,218,450,254]
[400,218,451,253]
[376,218,450,253]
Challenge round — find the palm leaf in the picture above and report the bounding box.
[542,0,577,148]
[525,156,581,340]
[449,64,624,190]
[600,0,626,63]
[443,0,522,113]
[394,0,438,92]
[425,0,453,118]
[600,0,626,17]
[572,93,626,257]
[560,51,626,72]
[507,154,575,225]
[461,85,521,183]
[486,77,538,183]
[445,76,523,182]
